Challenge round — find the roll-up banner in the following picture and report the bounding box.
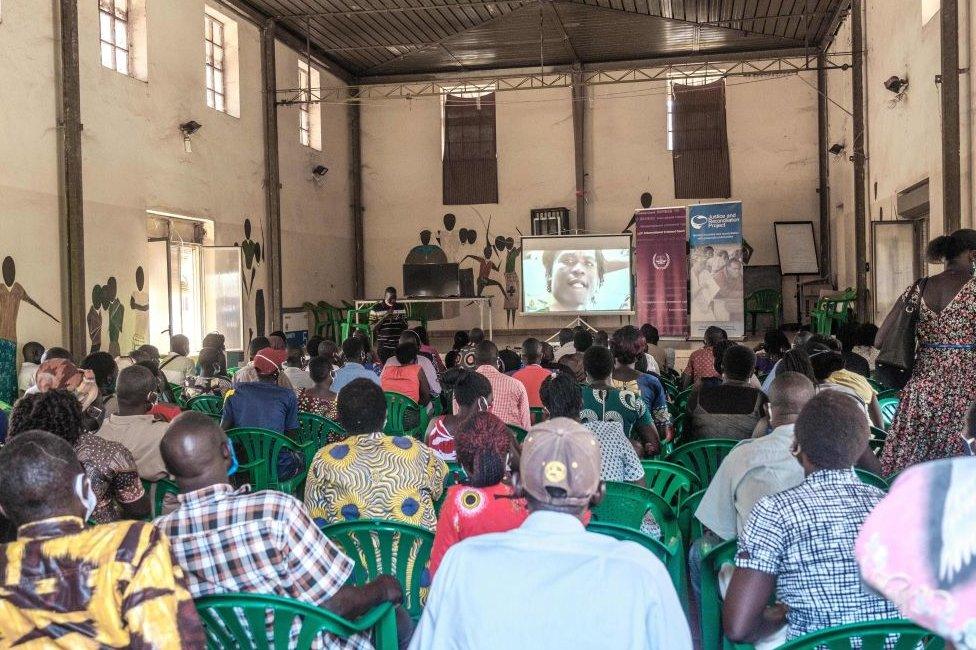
[688,202,744,338]
[634,207,689,337]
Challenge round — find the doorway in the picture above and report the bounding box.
[872,219,927,323]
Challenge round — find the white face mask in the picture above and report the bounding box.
[74,473,97,521]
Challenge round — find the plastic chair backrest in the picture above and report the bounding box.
[673,387,694,414]
[678,488,707,544]
[530,406,546,424]
[141,477,180,519]
[0,400,11,415]
[878,396,900,429]
[226,427,303,493]
[586,521,683,594]
[666,439,739,486]
[590,482,680,544]
[876,388,901,401]
[187,394,223,416]
[507,424,528,443]
[383,392,427,439]
[699,538,739,650]
[747,289,781,311]
[195,592,398,650]
[296,412,345,466]
[167,383,185,407]
[641,460,699,508]
[320,519,434,621]
[775,619,943,650]
[855,468,889,491]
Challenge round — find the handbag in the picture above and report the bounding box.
[876,277,928,372]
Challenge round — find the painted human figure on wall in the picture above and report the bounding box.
[0,256,59,403]
[130,266,149,349]
[237,218,265,342]
[498,234,523,327]
[405,230,448,266]
[105,276,124,357]
[462,244,505,298]
[437,213,461,263]
[88,284,103,353]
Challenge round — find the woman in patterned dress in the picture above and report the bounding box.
[423,367,492,461]
[297,356,339,422]
[879,230,976,476]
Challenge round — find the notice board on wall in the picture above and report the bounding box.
[774,221,820,276]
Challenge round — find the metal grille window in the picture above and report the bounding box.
[672,79,732,199]
[667,70,724,151]
[442,86,498,205]
[205,14,226,112]
[99,0,129,74]
[299,63,311,147]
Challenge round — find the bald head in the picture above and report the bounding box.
[767,371,816,427]
[160,412,231,487]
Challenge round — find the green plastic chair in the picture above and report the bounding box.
[677,488,706,545]
[434,461,469,514]
[671,387,694,417]
[507,424,528,443]
[699,538,741,650]
[383,392,429,440]
[876,388,901,401]
[295,412,346,467]
[867,377,889,393]
[666,439,739,487]
[187,394,223,422]
[227,427,305,495]
[195,592,398,650]
[167,383,185,407]
[587,521,684,597]
[776,619,943,650]
[341,304,374,343]
[855,468,889,491]
[811,288,857,335]
[0,399,11,415]
[869,425,887,455]
[878,396,900,429]
[303,301,330,339]
[141,477,180,519]
[404,303,429,330]
[323,302,347,342]
[320,519,434,622]
[744,289,782,334]
[529,406,546,424]
[641,460,699,508]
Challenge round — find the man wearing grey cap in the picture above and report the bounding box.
[409,418,692,650]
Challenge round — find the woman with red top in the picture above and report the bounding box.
[424,368,493,461]
[380,341,431,405]
[428,411,527,576]
[297,356,339,422]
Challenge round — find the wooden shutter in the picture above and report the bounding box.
[442,92,499,205]
[672,80,732,199]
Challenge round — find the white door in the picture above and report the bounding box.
[202,246,245,353]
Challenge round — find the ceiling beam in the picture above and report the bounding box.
[542,0,581,63]
[818,0,851,49]
[274,1,528,19]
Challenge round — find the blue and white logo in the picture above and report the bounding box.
[690,214,708,230]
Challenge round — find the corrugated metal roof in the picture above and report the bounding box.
[238,0,844,77]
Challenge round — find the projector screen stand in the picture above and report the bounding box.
[546,315,598,343]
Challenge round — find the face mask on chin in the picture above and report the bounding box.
[74,473,97,521]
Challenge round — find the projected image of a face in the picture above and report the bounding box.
[548,250,603,310]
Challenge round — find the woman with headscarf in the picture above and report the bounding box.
[428,412,526,576]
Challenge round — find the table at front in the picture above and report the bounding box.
[354,297,494,339]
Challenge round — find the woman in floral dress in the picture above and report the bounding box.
[879,230,976,476]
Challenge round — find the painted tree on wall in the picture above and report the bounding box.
[0,256,59,403]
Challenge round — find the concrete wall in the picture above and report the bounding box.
[0,0,350,357]
[360,71,820,332]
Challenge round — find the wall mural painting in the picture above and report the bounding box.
[88,284,104,353]
[0,256,59,403]
[105,277,125,357]
[130,266,149,349]
[409,211,523,326]
[236,218,265,343]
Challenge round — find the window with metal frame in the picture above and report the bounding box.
[205,14,226,112]
[442,84,498,205]
[299,63,311,147]
[99,0,130,75]
[666,69,724,151]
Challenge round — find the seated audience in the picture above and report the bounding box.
[593,330,610,348]
[201,331,226,352]
[425,367,492,461]
[855,454,976,649]
[156,412,410,649]
[221,347,300,436]
[304,379,446,530]
[511,338,553,407]
[458,327,485,369]
[687,344,767,441]
[755,329,789,376]
[497,348,522,374]
[410,418,691,650]
[10,385,149,522]
[0,430,204,646]
[333,337,381,394]
[682,326,727,388]
[852,323,880,371]
[581,346,658,458]
[809,346,884,428]
[552,327,576,360]
[17,340,43,395]
[761,330,816,393]
[182,345,233,400]
[233,336,293,389]
[610,326,671,434]
[444,330,469,369]
[298,355,340,422]
[474,341,530,429]
[96,364,169,480]
[539,340,575,376]
[558,329,593,383]
[304,334,324,361]
[282,345,314,391]
[414,325,446,376]
[428,412,527,576]
[381,341,432,406]
[82,350,119,415]
[641,323,668,372]
[541,372,643,485]
[40,346,73,364]
[836,323,871,378]
[723,391,900,643]
[268,330,287,350]
[317,339,343,366]
[160,334,196,385]
[387,331,441,396]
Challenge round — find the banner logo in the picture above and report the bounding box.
[652,253,671,270]
[690,214,708,230]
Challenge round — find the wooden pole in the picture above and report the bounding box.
[349,90,365,298]
[261,20,283,331]
[942,0,962,233]
[571,68,587,232]
[851,0,869,318]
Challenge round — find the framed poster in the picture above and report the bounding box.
[774,221,820,276]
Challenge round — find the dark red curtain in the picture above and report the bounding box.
[672,80,732,199]
[442,92,498,205]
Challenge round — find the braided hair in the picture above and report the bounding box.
[441,367,492,407]
[9,390,87,445]
[539,372,581,420]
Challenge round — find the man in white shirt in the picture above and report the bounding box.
[17,341,43,395]
[410,418,692,650]
[281,346,314,392]
[552,327,576,361]
[159,335,197,386]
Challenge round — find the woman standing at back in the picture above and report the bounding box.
[879,229,976,476]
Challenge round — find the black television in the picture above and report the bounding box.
[403,263,461,298]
